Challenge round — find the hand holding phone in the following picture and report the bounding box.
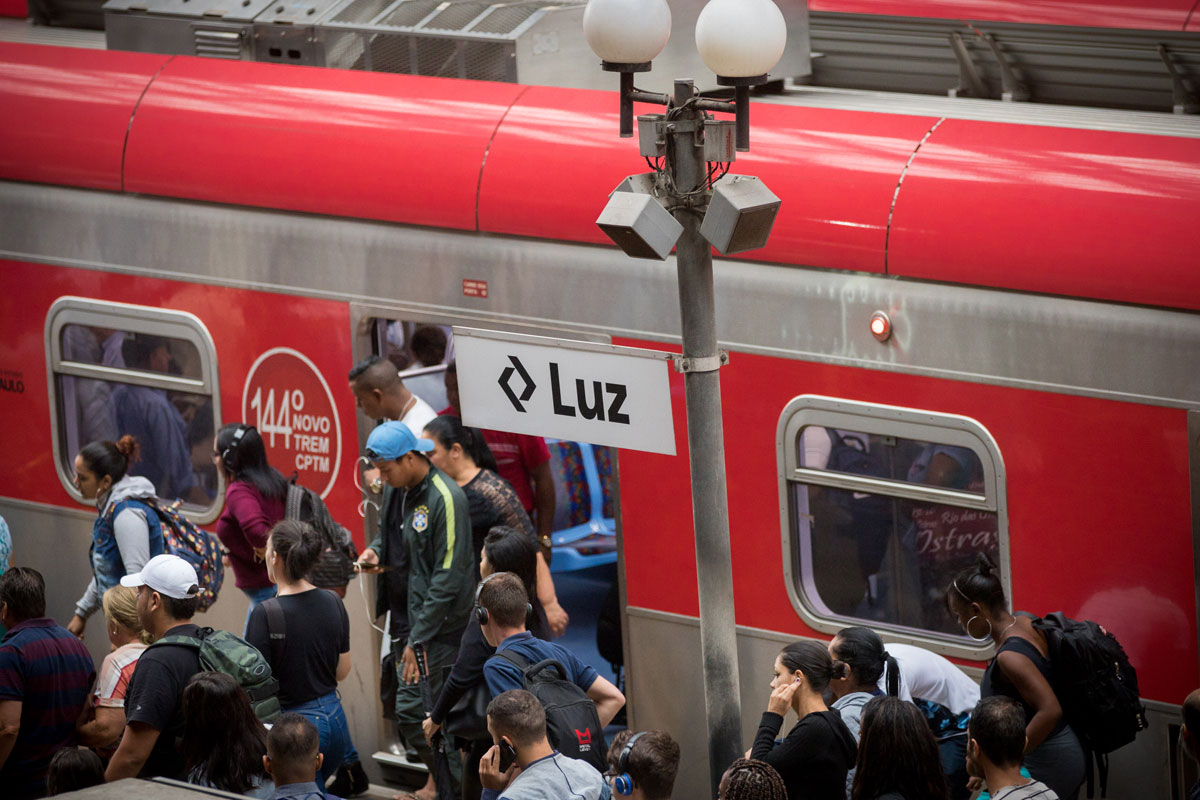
[498,739,517,772]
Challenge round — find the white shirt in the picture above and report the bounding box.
[399,394,437,437]
[879,642,980,714]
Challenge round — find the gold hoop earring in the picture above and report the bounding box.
[965,615,993,643]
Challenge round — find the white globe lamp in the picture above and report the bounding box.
[583,0,672,69]
[695,0,787,80]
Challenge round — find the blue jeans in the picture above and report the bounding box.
[286,691,351,785]
[241,585,277,635]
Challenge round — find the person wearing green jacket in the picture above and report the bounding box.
[359,421,473,794]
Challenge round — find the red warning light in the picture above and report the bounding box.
[870,311,892,342]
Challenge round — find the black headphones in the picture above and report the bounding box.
[612,731,646,796]
[220,424,252,469]
[474,572,533,627]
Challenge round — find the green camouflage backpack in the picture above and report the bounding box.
[152,626,281,723]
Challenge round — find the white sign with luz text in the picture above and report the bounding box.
[454,327,676,456]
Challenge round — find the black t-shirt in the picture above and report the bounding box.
[246,588,350,707]
[124,623,204,780]
[751,710,857,800]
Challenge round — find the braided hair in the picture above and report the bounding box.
[720,758,786,800]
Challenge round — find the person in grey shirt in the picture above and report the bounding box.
[479,690,608,800]
[966,697,1059,800]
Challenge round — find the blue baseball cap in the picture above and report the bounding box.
[365,421,434,461]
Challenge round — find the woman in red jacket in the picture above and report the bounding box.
[213,423,285,629]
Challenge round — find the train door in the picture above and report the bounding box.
[348,310,626,783]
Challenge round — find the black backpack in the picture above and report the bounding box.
[490,650,607,773]
[1032,612,1147,797]
[285,481,358,588]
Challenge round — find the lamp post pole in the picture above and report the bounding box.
[583,4,786,792]
[665,79,743,795]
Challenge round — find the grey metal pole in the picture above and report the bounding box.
[667,78,743,795]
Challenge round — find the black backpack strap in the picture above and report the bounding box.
[285,483,303,521]
[263,597,286,667]
[492,649,531,671]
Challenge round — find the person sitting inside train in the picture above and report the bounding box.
[748,640,857,800]
[944,556,1084,800]
[603,729,680,800]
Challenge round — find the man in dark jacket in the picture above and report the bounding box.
[359,421,473,788]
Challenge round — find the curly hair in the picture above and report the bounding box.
[720,758,786,800]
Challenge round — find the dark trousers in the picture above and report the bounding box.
[393,639,463,792]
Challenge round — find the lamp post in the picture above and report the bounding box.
[584,1,786,793]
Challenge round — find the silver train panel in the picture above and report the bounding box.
[1,181,1198,410]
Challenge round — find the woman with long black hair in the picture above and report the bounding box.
[421,526,550,800]
[245,519,354,787]
[180,672,274,797]
[423,415,567,636]
[68,435,163,638]
[850,696,948,800]
[944,554,1085,799]
[213,423,287,621]
[750,640,858,800]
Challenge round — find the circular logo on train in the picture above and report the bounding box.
[242,347,342,498]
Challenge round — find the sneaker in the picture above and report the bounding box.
[327,760,369,797]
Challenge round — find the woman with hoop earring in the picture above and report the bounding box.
[944,554,1085,799]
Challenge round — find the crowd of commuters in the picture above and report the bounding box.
[0,345,1181,800]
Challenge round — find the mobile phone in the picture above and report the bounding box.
[498,739,517,772]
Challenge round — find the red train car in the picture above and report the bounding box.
[2,42,1199,797]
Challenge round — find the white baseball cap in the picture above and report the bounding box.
[121,554,200,600]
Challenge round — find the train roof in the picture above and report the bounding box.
[2,41,1198,312]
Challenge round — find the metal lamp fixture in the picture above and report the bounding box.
[582,0,673,136]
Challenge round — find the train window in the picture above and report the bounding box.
[46,298,221,520]
[369,318,454,412]
[778,395,1009,651]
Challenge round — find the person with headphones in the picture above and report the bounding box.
[213,423,286,629]
[478,689,607,800]
[604,730,680,800]
[477,573,624,728]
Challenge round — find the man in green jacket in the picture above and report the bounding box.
[359,421,473,790]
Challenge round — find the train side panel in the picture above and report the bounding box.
[618,342,1194,800]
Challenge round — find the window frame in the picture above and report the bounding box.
[776,394,1010,659]
[45,296,223,524]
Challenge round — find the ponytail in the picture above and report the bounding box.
[79,436,140,485]
[832,627,898,693]
[882,650,900,697]
[267,520,323,582]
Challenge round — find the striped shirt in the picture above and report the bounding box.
[992,779,1060,800]
[0,618,95,800]
[95,641,147,708]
